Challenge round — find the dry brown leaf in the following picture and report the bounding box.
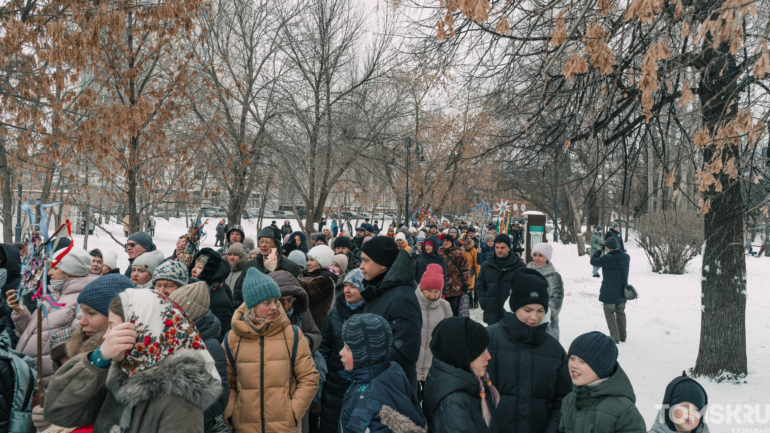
[551,11,566,46]
[562,53,588,83]
[496,17,511,36]
[753,41,770,80]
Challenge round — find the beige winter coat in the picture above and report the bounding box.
[223,304,319,432]
[415,287,452,381]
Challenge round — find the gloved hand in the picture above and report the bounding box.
[32,405,51,431]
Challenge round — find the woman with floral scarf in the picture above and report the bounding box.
[43,289,222,433]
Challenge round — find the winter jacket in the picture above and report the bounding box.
[190,248,235,336]
[12,274,99,383]
[487,313,572,433]
[318,293,363,433]
[225,255,248,291]
[476,254,527,325]
[282,231,309,257]
[0,331,18,433]
[353,235,365,251]
[271,271,322,353]
[589,231,604,256]
[415,236,447,285]
[605,229,625,252]
[339,361,426,433]
[647,373,709,433]
[438,246,471,298]
[397,242,412,255]
[195,311,230,433]
[223,305,320,432]
[50,325,104,372]
[405,232,415,248]
[44,350,221,433]
[216,222,226,240]
[479,244,493,266]
[0,243,22,343]
[233,253,303,307]
[345,251,361,273]
[558,363,646,433]
[526,262,564,340]
[358,250,422,387]
[297,268,337,330]
[464,240,481,289]
[416,287,452,382]
[423,358,494,433]
[590,249,630,304]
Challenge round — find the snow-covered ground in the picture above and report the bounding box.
[15,217,770,431]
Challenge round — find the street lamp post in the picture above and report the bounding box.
[554,160,559,243]
[14,182,22,243]
[390,137,427,228]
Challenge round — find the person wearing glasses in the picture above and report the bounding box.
[123,231,157,279]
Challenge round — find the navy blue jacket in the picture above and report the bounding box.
[476,254,527,325]
[339,361,425,433]
[605,229,625,252]
[415,236,447,285]
[590,249,630,304]
[195,311,229,433]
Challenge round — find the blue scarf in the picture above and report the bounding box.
[346,299,365,310]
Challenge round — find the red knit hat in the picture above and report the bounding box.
[420,263,445,292]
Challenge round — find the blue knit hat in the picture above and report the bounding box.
[77,274,136,317]
[242,267,281,309]
[342,313,392,369]
[152,260,189,288]
[343,268,365,292]
[568,331,618,379]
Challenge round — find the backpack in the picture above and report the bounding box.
[294,314,327,402]
[0,331,37,433]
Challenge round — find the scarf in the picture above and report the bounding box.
[50,279,65,299]
[531,261,549,269]
[346,299,365,310]
[477,371,500,426]
[117,289,216,379]
[243,307,275,332]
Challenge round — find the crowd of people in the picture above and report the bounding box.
[0,216,711,433]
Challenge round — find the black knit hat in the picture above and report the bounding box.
[493,233,511,248]
[316,233,327,244]
[507,268,550,313]
[442,234,455,244]
[568,331,618,379]
[430,317,489,372]
[361,236,399,268]
[670,379,707,411]
[333,236,352,250]
[258,226,282,248]
[604,236,618,250]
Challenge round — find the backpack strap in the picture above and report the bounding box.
[0,348,36,414]
[224,330,236,375]
[290,324,299,382]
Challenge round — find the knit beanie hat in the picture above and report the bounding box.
[258,226,282,248]
[430,317,489,372]
[288,250,307,270]
[604,236,618,250]
[485,234,495,244]
[395,232,407,242]
[416,232,426,242]
[420,264,444,292]
[595,225,604,232]
[152,260,189,288]
[442,234,455,244]
[168,281,210,322]
[55,248,93,278]
[507,268,550,313]
[102,251,118,271]
[333,254,348,272]
[532,242,553,262]
[316,233,328,244]
[127,232,156,252]
[89,249,103,259]
[568,331,618,379]
[670,379,707,411]
[333,235,353,250]
[612,222,619,229]
[226,243,246,259]
[342,313,392,368]
[493,233,511,248]
[308,245,334,269]
[131,250,166,276]
[77,274,135,316]
[243,237,256,251]
[343,268,365,292]
[241,267,282,309]
[361,236,399,268]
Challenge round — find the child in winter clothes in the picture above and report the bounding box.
[415,264,452,402]
[559,331,647,433]
[649,373,709,433]
[44,288,222,433]
[424,317,500,433]
[339,313,427,433]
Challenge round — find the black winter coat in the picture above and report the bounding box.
[195,311,229,433]
[590,249,630,305]
[476,254,527,325]
[318,292,363,433]
[0,333,16,433]
[415,236,447,285]
[0,244,21,343]
[487,313,572,433]
[424,358,493,433]
[189,248,235,336]
[359,250,422,387]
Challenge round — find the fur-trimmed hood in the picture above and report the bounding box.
[50,325,105,372]
[189,248,230,285]
[380,405,427,433]
[230,254,248,274]
[269,270,309,314]
[106,350,221,431]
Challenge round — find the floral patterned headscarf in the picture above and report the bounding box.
[118,288,211,377]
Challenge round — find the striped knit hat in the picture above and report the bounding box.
[342,313,392,369]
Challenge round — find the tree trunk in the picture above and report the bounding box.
[0,138,14,243]
[693,23,747,378]
[647,131,655,213]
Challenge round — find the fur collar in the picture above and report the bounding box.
[105,350,221,431]
[379,405,427,433]
[230,255,248,274]
[66,326,105,359]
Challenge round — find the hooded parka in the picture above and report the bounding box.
[189,248,235,336]
[648,374,709,433]
[415,236,447,285]
[475,254,527,325]
[223,304,319,433]
[423,358,494,433]
[271,270,322,352]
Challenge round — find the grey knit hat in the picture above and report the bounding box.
[131,250,166,276]
[342,313,392,368]
[152,260,189,287]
